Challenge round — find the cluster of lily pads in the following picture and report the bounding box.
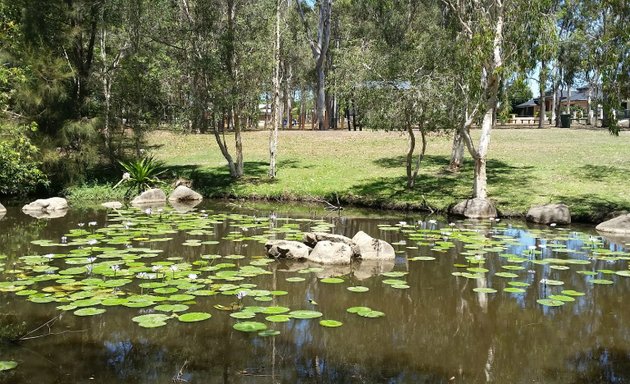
[0,208,387,340]
[385,220,630,307]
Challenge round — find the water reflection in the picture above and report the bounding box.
[0,201,628,383]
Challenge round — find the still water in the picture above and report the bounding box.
[0,201,629,384]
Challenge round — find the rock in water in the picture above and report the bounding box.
[168,185,203,202]
[352,231,395,260]
[526,203,571,225]
[22,197,68,212]
[131,189,167,205]
[450,198,497,219]
[302,232,360,257]
[265,240,311,260]
[306,241,354,265]
[102,201,123,209]
[596,214,630,235]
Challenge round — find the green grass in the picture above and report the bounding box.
[147,128,630,222]
[64,183,126,206]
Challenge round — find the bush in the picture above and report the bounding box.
[0,122,48,195]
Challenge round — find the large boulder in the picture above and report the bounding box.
[352,231,395,260]
[0,202,5,214]
[22,197,68,213]
[450,198,497,219]
[168,185,203,202]
[305,241,354,265]
[526,203,571,225]
[131,188,167,206]
[265,240,311,260]
[596,214,630,236]
[102,201,123,209]
[302,232,360,256]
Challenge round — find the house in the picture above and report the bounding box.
[515,86,601,117]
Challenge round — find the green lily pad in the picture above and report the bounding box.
[473,287,497,293]
[549,295,575,302]
[347,286,369,293]
[319,319,343,328]
[495,272,518,278]
[289,310,323,319]
[320,277,344,284]
[590,279,614,285]
[74,307,106,316]
[409,256,436,261]
[347,306,372,314]
[262,306,290,314]
[503,287,526,293]
[265,315,292,322]
[357,309,385,318]
[615,270,630,277]
[0,361,18,371]
[155,304,189,312]
[508,281,530,287]
[178,312,211,322]
[258,329,281,337]
[230,311,257,319]
[233,321,267,332]
[561,290,585,296]
[286,277,306,282]
[537,298,565,307]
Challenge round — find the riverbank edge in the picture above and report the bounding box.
[57,184,626,225]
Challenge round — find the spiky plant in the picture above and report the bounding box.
[118,156,166,197]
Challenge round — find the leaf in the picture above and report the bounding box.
[73,307,106,316]
[289,310,323,319]
[537,299,565,307]
[178,312,212,322]
[0,361,18,371]
[320,277,344,284]
[347,286,369,293]
[319,319,343,328]
[473,287,497,293]
[233,321,267,332]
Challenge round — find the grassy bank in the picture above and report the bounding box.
[140,128,630,223]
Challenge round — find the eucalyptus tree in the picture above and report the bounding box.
[443,0,547,203]
[296,0,332,130]
[337,0,457,189]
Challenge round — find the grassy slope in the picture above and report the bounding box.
[149,128,630,222]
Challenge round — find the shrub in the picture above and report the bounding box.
[0,122,48,195]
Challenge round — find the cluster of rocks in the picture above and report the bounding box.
[265,231,395,265]
[0,186,204,220]
[103,186,203,212]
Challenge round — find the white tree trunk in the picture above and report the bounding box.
[269,0,282,178]
[473,108,494,199]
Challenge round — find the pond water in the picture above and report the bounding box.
[0,201,629,384]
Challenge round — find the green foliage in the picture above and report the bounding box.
[0,122,48,195]
[118,156,166,196]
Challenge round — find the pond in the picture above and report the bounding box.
[0,201,629,383]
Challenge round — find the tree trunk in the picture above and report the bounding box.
[316,65,326,130]
[538,60,546,129]
[408,124,427,189]
[473,108,494,199]
[213,114,238,177]
[234,110,243,177]
[405,122,416,189]
[269,0,282,178]
[587,86,594,125]
[448,129,465,172]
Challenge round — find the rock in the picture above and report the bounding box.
[450,198,497,219]
[23,210,68,219]
[170,199,202,212]
[305,241,354,265]
[168,185,203,202]
[351,231,395,260]
[22,197,68,213]
[102,201,123,209]
[265,240,311,260]
[0,202,5,214]
[131,188,167,206]
[352,260,395,280]
[596,214,630,236]
[526,203,571,225]
[302,232,360,256]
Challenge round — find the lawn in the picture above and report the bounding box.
[148,128,630,222]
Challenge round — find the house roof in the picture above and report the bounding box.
[515,86,602,109]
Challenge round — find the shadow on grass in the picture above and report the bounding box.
[552,194,630,222]
[576,164,630,183]
[354,155,537,211]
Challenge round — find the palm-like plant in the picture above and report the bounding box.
[117,156,167,197]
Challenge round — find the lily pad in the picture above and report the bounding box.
[73,307,106,316]
[178,312,211,322]
[347,286,369,293]
[289,310,323,319]
[590,279,614,285]
[357,309,385,318]
[286,277,306,282]
[265,315,292,322]
[473,287,497,293]
[561,290,585,296]
[0,361,18,371]
[537,298,565,307]
[319,319,343,328]
[233,321,267,332]
[230,311,257,319]
[503,287,526,293]
[258,329,281,337]
[320,277,344,284]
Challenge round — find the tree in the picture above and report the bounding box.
[296,0,332,130]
